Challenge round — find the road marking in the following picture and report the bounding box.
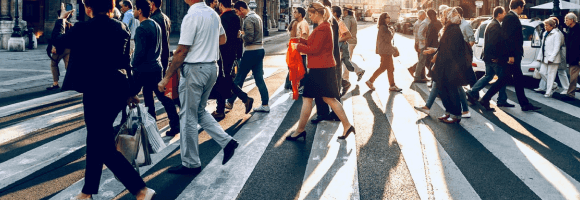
[424,85,580,200]
[176,85,295,199]
[506,86,580,119]
[0,74,53,86]
[298,94,359,200]
[0,91,81,118]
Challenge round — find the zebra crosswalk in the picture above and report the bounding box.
[2,63,580,200]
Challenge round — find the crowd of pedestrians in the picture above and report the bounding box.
[43,0,580,198]
[412,0,580,124]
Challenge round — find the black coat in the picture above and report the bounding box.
[482,19,506,63]
[210,10,244,99]
[425,20,443,48]
[566,24,580,65]
[502,11,524,59]
[51,15,134,96]
[432,24,476,87]
[150,10,171,70]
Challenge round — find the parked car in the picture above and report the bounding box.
[395,15,418,35]
[472,18,543,77]
[470,15,492,31]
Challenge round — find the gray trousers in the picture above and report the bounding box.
[179,62,232,168]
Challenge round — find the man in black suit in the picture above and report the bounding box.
[466,6,514,107]
[478,0,541,111]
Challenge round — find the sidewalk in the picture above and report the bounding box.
[0,28,288,99]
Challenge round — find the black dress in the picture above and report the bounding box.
[303,67,340,99]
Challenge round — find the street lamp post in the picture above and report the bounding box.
[553,0,561,18]
[11,0,22,37]
[263,0,269,36]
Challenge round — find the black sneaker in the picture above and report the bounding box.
[168,165,201,175]
[479,100,495,111]
[223,139,239,165]
[46,84,60,90]
[521,104,541,112]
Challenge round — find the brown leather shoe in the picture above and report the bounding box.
[441,116,461,124]
[438,114,450,121]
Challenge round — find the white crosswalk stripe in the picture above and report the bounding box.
[3,70,580,200]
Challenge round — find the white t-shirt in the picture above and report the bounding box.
[179,2,225,63]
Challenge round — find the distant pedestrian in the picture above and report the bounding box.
[564,12,580,99]
[536,18,566,98]
[47,9,71,91]
[211,0,254,119]
[149,0,172,76]
[158,0,239,175]
[288,2,355,141]
[466,6,514,108]
[119,0,139,55]
[478,0,541,112]
[428,8,473,124]
[50,1,155,199]
[410,10,427,80]
[228,1,270,112]
[341,4,365,84]
[413,10,430,83]
[130,0,180,135]
[424,9,442,78]
[285,7,309,91]
[366,12,402,92]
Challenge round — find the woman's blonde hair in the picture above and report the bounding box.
[308,2,332,23]
[544,18,557,28]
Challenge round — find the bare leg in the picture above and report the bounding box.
[294,97,314,136]
[322,97,352,136]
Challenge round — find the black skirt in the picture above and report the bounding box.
[302,67,340,99]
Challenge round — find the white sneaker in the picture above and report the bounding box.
[561,90,569,95]
[225,101,233,110]
[552,82,559,90]
[544,93,552,98]
[461,111,471,118]
[253,105,270,112]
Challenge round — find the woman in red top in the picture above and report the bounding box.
[287,2,355,141]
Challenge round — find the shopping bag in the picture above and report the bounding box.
[164,72,179,100]
[286,39,306,100]
[137,104,166,153]
[115,105,152,175]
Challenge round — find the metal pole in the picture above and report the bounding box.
[11,0,22,37]
[263,0,270,36]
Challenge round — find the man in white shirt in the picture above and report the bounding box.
[285,7,309,89]
[158,0,238,175]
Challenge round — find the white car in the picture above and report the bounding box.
[371,13,381,22]
[472,18,543,77]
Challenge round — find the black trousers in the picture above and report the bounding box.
[315,62,342,116]
[437,82,462,116]
[481,60,530,106]
[122,71,180,130]
[82,91,146,195]
[216,57,249,114]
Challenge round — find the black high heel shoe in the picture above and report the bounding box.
[287,131,306,141]
[338,126,355,139]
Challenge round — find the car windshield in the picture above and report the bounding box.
[477,22,537,41]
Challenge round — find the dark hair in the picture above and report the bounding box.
[455,6,463,17]
[234,1,248,10]
[84,0,115,16]
[321,0,332,8]
[427,9,436,21]
[150,0,162,8]
[296,7,306,18]
[219,0,232,8]
[331,6,341,18]
[121,0,133,9]
[493,6,504,18]
[345,8,353,16]
[205,0,214,7]
[510,0,525,10]
[135,0,151,18]
[377,12,389,28]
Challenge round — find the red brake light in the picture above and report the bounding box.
[472,63,477,67]
[528,68,535,72]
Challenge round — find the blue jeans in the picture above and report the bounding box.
[469,61,507,104]
[426,82,469,112]
[228,49,269,105]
